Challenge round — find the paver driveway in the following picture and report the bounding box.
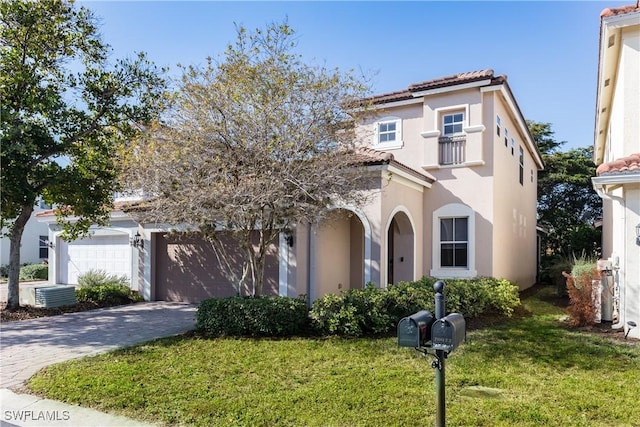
[1,302,197,389]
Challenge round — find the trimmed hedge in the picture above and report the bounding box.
[19,263,49,280]
[196,295,310,337]
[310,277,521,337]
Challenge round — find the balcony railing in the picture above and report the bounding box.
[439,135,466,166]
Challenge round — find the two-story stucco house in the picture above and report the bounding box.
[591,3,640,340]
[38,69,543,303]
[293,69,544,299]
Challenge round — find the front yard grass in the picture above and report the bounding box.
[28,287,639,426]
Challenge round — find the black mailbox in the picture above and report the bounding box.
[397,310,435,348]
[431,313,466,353]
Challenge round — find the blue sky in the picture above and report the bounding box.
[79,0,615,150]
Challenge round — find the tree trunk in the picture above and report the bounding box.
[5,204,34,309]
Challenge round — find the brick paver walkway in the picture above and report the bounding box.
[1,302,197,389]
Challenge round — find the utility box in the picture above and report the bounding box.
[431,313,466,353]
[398,310,435,348]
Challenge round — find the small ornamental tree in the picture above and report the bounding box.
[122,22,374,295]
[1,0,166,309]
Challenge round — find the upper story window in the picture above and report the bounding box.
[439,112,465,166]
[373,117,403,149]
[442,113,464,136]
[519,146,524,185]
[496,115,501,136]
[504,128,508,147]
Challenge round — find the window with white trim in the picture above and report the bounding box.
[374,117,402,149]
[439,112,466,166]
[39,235,48,259]
[496,115,501,136]
[440,217,468,268]
[504,128,508,147]
[431,204,476,278]
[519,146,524,185]
[442,113,464,136]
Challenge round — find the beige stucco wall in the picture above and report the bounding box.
[379,175,425,285]
[489,90,539,289]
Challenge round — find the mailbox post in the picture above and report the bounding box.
[396,280,466,427]
[433,281,446,427]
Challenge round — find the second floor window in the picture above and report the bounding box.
[378,121,397,143]
[439,112,465,166]
[374,117,402,149]
[519,146,524,185]
[443,113,464,136]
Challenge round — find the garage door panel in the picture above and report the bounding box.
[155,233,279,303]
[59,235,131,285]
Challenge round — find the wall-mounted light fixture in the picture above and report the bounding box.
[636,223,640,246]
[130,231,144,249]
[285,234,294,248]
[44,239,55,250]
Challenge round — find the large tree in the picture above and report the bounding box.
[529,121,602,257]
[1,0,166,309]
[122,22,373,296]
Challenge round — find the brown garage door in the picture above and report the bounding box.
[154,232,279,302]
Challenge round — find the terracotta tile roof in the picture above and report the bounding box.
[596,153,640,175]
[600,2,639,18]
[35,201,130,217]
[355,147,435,184]
[364,69,506,105]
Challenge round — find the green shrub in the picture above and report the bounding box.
[310,277,521,337]
[0,264,8,278]
[196,295,309,337]
[78,269,129,288]
[76,270,141,306]
[19,263,48,280]
[309,287,395,337]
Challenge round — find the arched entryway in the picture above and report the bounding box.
[313,208,369,297]
[387,210,415,285]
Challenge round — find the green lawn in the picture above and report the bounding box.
[28,287,639,426]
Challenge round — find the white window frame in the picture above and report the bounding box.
[373,117,403,150]
[431,204,477,278]
[442,112,465,136]
[39,235,49,259]
[519,146,525,185]
[496,115,501,136]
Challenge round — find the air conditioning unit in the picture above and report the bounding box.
[19,285,76,308]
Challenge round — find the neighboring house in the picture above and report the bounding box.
[36,197,142,291]
[0,198,52,267]
[591,3,640,339]
[36,70,543,303]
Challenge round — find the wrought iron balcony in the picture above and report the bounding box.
[438,135,466,166]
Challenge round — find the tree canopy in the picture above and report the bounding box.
[529,121,602,257]
[123,22,374,295]
[1,0,166,308]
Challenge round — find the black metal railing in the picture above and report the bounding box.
[438,135,466,166]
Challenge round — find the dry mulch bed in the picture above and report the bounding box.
[1,301,137,323]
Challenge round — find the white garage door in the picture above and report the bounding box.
[58,235,131,285]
